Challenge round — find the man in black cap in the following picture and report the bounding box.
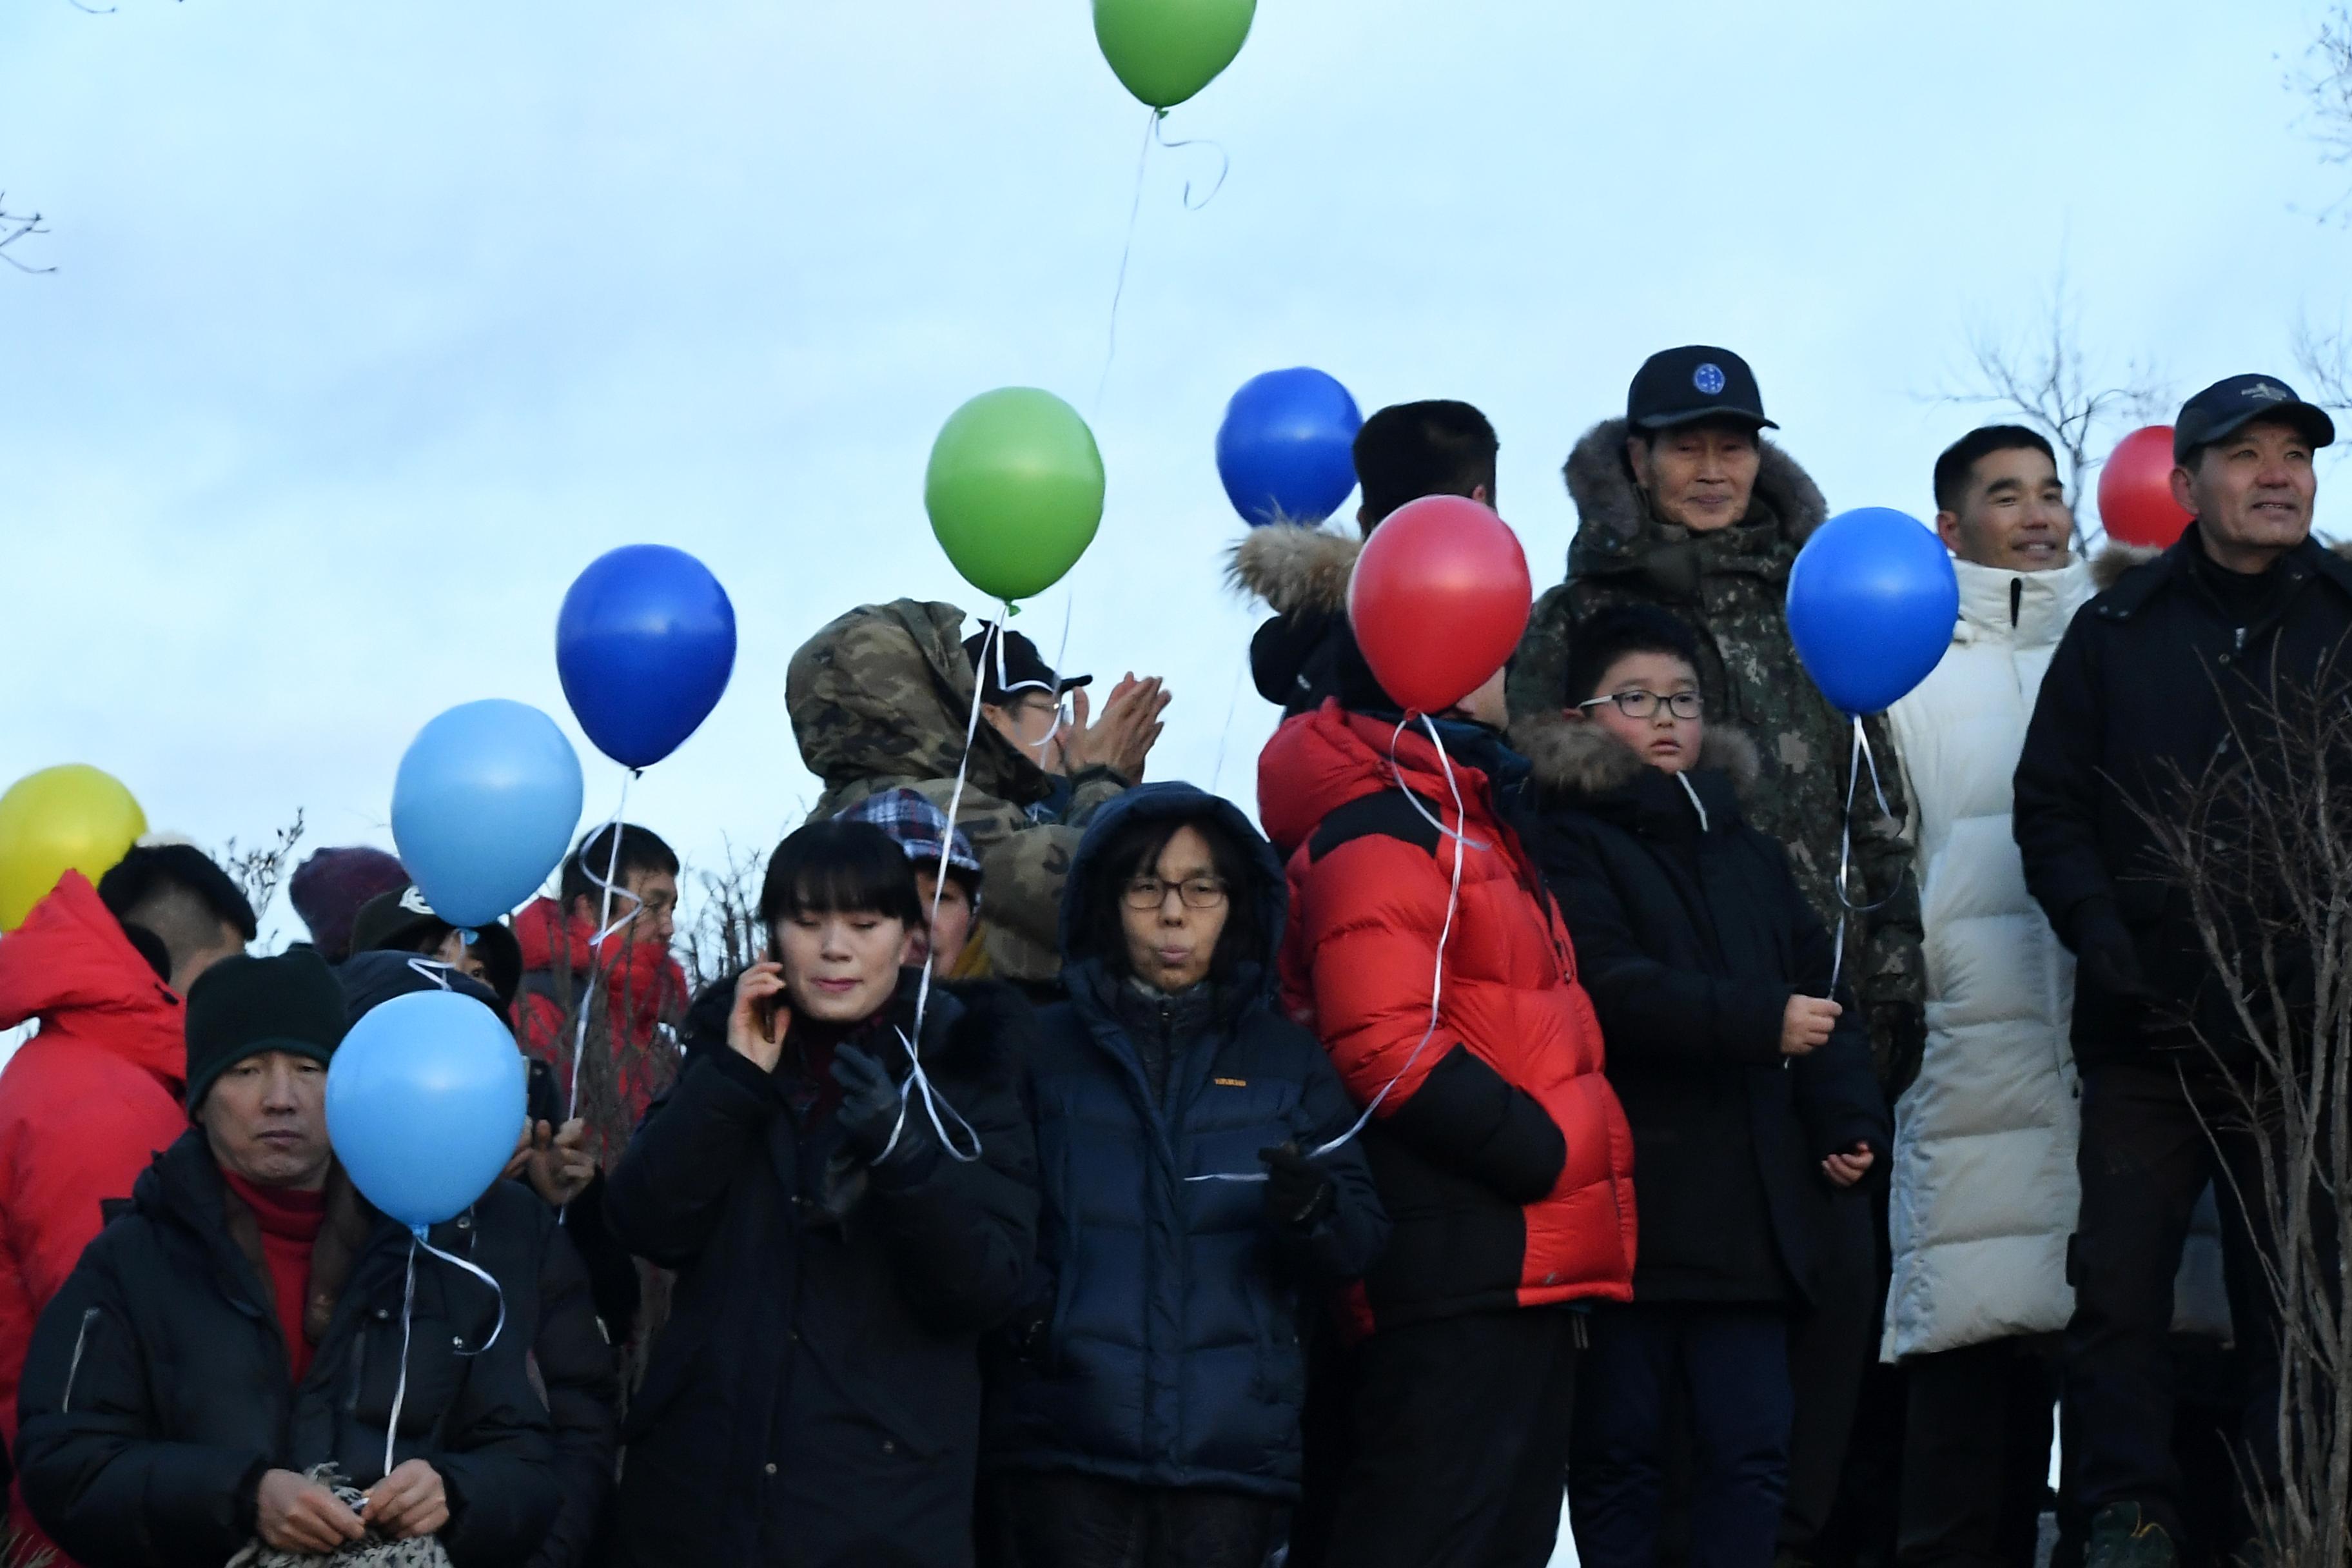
[2015,374,2343,1567]
[1511,348,1919,1565]
[348,882,524,1008]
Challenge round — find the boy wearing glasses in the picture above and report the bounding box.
[1513,605,1889,1568]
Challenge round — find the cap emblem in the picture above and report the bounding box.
[2246,380,2291,404]
[398,885,435,916]
[1692,362,1727,396]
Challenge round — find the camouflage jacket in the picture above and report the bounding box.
[1508,420,1925,1088]
[787,598,1127,984]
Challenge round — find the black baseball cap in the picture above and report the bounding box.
[965,624,1092,706]
[2172,375,2337,463]
[349,884,522,1007]
[1626,346,1778,433]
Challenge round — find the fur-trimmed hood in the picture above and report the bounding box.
[1226,525,1360,616]
[2090,540,2161,592]
[1563,417,1829,561]
[1512,707,1761,806]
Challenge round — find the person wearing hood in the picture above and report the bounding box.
[1513,347,1922,1562]
[1512,605,1889,1568]
[0,847,255,1565]
[787,600,1166,988]
[1257,632,1637,1568]
[602,818,1038,1568]
[981,783,1386,1568]
[1231,400,1500,718]
[335,951,622,1568]
[14,950,560,1568]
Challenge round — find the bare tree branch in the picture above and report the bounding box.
[0,198,54,276]
[1930,262,2166,549]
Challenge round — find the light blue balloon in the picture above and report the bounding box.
[391,700,584,929]
[328,990,528,1230]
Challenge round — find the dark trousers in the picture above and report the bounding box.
[2066,1061,2281,1537]
[1569,1304,1794,1568]
[1896,1339,2057,1567]
[1779,1186,1883,1560]
[1315,1308,1583,1568]
[979,1471,1280,1568]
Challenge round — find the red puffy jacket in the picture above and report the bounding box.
[0,874,190,1565]
[1260,702,1636,1330]
[511,897,688,1142]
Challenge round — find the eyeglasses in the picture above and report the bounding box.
[1122,876,1230,912]
[1578,689,1703,720]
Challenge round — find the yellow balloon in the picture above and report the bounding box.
[0,765,148,931]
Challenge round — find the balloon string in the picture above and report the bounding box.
[881,612,999,1166]
[1827,716,1897,995]
[1209,646,1248,798]
[1093,106,1158,416]
[567,775,640,1123]
[1153,110,1228,210]
[383,1239,416,1480]
[1188,714,1469,1183]
[416,1226,507,1356]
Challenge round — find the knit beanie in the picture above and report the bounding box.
[183,949,351,1113]
[288,847,409,964]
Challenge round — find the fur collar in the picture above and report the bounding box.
[1511,707,1761,802]
[1226,526,1360,616]
[1563,417,1830,549]
[2090,541,2161,592]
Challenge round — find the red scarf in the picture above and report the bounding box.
[222,1170,328,1382]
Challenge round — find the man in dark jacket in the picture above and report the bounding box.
[14,950,560,1568]
[1514,605,1890,1567]
[337,950,621,1568]
[1234,400,1500,718]
[2015,374,2346,1567]
[983,783,1387,1566]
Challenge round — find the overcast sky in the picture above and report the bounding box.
[5,0,2349,950]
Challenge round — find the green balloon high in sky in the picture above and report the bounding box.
[1093,0,1257,111]
[925,388,1106,605]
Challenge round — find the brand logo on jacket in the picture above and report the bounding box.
[1692,363,1727,395]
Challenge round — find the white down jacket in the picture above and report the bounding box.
[1882,554,2230,1360]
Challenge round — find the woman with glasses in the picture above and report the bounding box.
[981,783,1387,1568]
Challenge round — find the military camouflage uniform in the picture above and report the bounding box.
[1509,420,1926,1090]
[787,598,1129,985]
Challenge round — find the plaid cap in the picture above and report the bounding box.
[835,789,983,884]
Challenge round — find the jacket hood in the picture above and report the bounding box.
[1562,416,1830,571]
[786,598,1054,808]
[1950,556,2095,650]
[1227,527,1360,616]
[335,948,503,1026]
[0,872,186,1085]
[1258,701,1511,861]
[1511,709,1761,803]
[1057,782,1288,1000]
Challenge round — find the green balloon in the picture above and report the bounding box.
[925,388,1106,605]
[1093,0,1256,111]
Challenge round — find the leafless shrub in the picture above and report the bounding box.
[217,810,306,929]
[0,199,54,276]
[676,838,768,992]
[2137,660,2352,1566]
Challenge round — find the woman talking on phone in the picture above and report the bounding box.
[603,819,1039,1568]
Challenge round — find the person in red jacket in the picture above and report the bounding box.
[1259,627,1638,1568]
[512,823,690,1150]
[0,847,255,1563]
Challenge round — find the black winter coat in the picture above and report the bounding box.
[603,972,1039,1568]
[1513,720,1891,1306]
[14,1130,559,1568]
[449,1180,618,1568]
[2015,531,2352,1066]
[986,783,1387,1499]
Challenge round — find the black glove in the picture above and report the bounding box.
[2070,899,2155,1005]
[832,1044,911,1163]
[1260,1142,1337,1232]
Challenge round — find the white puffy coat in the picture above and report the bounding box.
[1882,555,2229,1360]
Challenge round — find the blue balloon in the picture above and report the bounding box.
[328,990,528,1230]
[1785,507,1961,715]
[391,700,584,928]
[556,545,738,770]
[1215,368,1363,527]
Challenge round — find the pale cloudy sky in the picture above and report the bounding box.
[5,0,2348,946]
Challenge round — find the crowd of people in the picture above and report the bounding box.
[0,344,2338,1568]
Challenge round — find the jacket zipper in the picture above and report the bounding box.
[61,1307,98,1413]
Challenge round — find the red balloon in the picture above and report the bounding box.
[1347,496,1533,714]
[2097,426,2193,549]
